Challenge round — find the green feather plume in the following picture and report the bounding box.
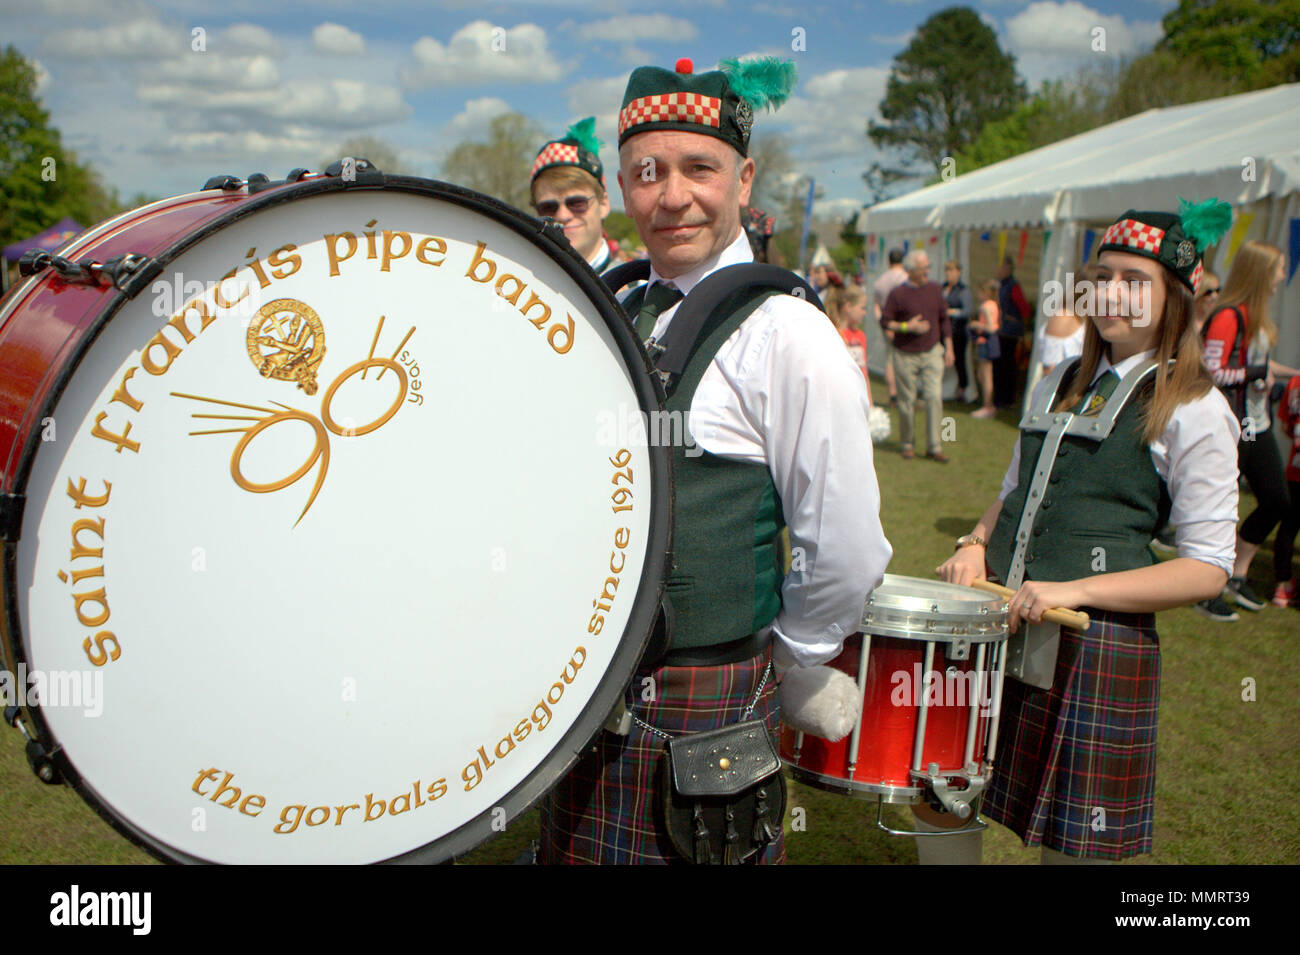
[565,117,602,155]
[719,56,797,111]
[1178,196,1233,252]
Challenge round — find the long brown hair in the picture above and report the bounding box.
[825,285,865,329]
[1055,259,1214,443]
[1217,240,1283,347]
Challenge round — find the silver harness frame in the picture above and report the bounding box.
[1003,356,1163,688]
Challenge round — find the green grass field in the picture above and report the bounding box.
[2,381,1297,864]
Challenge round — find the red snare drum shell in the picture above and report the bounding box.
[780,633,990,800]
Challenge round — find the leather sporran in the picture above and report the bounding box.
[659,719,786,865]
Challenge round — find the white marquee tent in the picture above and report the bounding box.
[856,83,1300,403]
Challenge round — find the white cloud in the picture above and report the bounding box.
[31,58,51,98]
[577,15,698,43]
[1006,2,1161,58]
[785,66,890,163]
[147,54,280,89]
[221,23,279,55]
[443,96,515,141]
[870,31,914,46]
[139,77,410,128]
[313,23,366,56]
[155,128,329,159]
[619,44,653,65]
[400,20,572,88]
[42,17,187,58]
[818,197,867,222]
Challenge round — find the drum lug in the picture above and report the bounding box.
[923,764,986,820]
[17,250,155,293]
[25,740,62,785]
[202,174,244,191]
[323,157,384,184]
[949,638,970,660]
[0,491,25,541]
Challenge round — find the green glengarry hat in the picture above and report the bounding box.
[1096,198,1233,293]
[617,56,796,156]
[531,117,604,186]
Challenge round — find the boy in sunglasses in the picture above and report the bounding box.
[530,118,615,274]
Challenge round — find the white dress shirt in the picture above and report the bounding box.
[998,350,1240,575]
[627,231,894,668]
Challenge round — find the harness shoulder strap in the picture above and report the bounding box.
[654,264,824,376]
[603,259,652,298]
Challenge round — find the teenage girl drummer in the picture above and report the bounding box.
[931,202,1241,863]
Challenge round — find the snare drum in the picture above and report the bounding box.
[780,574,1008,821]
[0,172,670,863]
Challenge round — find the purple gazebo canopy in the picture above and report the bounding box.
[3,217,85,262]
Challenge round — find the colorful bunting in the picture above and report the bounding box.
[1226,212,1255,263]
[1017,230,1028,265]
[1082,229,1096,262]
[1289,218,1299,284]
[997,231,1007,263]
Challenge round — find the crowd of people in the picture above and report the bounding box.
[513,51,1293,867]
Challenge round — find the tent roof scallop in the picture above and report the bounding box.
[857,83,1300,235]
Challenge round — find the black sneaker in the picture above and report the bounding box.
[1225,577,1266,611]
[1193,597,1239,622]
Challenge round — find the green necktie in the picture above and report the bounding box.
[634,282,684,339]
[1075,369,1120,416]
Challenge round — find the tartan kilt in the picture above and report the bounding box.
[538,647,784,865]
[982,609,1160,860]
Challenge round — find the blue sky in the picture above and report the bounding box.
[5,0,1178,221]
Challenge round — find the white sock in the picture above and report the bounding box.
[913,816,983,865]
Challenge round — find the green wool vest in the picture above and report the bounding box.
[987,371,1171,584]
[629,284,787,649]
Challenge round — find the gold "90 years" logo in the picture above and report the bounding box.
[173,303,416,525]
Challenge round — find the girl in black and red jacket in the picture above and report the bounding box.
[1199,240,1300,618]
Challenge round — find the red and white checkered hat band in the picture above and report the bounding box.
[531,142,581,178]
[1190,261,1204,292]
[1100,218,1166,255]
[618,92,722,137]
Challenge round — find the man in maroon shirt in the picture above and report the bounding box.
[881,249,955,461]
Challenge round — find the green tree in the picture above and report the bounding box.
[1103,49,1246,121]
[946,73,1113,178]
[868,7,1026,174]
[1159,0,1300,86]
[747,131,794,212]
[1,45,122,249]
[602,210,639,248]
[440,112,543,211]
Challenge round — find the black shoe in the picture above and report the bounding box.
[1193,597,1239,622]
[1225,577,1266,611]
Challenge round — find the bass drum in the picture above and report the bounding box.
[0,172,669,863]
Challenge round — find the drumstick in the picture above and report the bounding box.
[934,571,1091,630]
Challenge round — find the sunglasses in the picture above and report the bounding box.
[535,194,598,218]
[1202,286,1220,296]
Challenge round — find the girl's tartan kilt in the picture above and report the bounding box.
[983,609,1160,860]
[539,647,783,865]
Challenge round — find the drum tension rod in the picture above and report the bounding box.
[0,491,24,542]
[18,250,154,291]
[3,706,60,784]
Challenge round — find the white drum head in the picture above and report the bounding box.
[7,178,668,863]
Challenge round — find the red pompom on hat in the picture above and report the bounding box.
[675,57,693,74]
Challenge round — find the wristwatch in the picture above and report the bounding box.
[955,533,986,550]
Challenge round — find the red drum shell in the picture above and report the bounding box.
[1,192,253,488]
[780,634,992,799]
